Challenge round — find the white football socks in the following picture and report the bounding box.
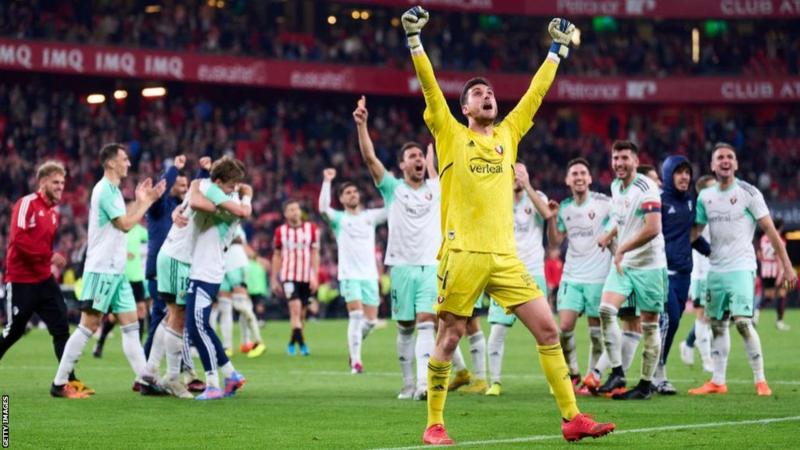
[348,310,364,366]
[599,304,623,368]
[54,324,92,385]
[415,322,435,391]
[468,331,487,380]
[217,296,233,350]
[397,324,415,388]
[710,319,731,385]
[734,318,766,382]
[560,330,579,375]
[121,322,148,379]
[487,324,508,385]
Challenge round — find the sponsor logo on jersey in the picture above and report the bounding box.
[468,156,504,174]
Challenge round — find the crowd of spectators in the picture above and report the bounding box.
[1,77,799,280]
[2,1,798,77]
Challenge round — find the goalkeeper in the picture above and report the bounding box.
[402,6,615,445]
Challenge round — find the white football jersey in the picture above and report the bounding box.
[557,192,613,283]
[610,174,667,270]
[84,178,127,274]
[190,180,241,284]
[697,179,769,272]
[377,172,441,266]
[224,225,249,272]
[513,191,546,277]
[690,226,711,280]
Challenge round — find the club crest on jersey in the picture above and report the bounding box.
[730,196,738,205]
[447,231,456,240]
[425,192,433,201]
[624,199,631,208]
[588,211,596,220]
[495,145,504,155]
[437,295,445,304]
[524,207,532,215]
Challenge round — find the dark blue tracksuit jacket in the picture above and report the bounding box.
[659,155,711,368]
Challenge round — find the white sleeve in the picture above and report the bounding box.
[318,181,333,219]
[370,208,388,225]
[747,188,770,220]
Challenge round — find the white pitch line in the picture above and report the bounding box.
[288,370,800,385]
[371,415,800,450]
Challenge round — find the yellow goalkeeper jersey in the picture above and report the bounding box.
[411,49,558,256]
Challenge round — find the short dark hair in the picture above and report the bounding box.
[210,156,246,184]
[695,174,716,192]
[712,141,736,159]
[282,198,301,212]
[566,157,591,172]
[637,164,657,176]
[460,77,492,106]
[611,140,638,154]
[100,143,125,167]
[398,141,423,163]
[337,181,359,198]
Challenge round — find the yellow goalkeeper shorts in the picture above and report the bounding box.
[436,249,544,317]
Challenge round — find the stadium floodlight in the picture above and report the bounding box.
[142,87,167,98]
[327,15,337,25]
[360,11,370,20]
[113,90,128,100]
[86,94,106,104]
[692,28,700,63]
[145,5,161,13]
[351,10,360,20]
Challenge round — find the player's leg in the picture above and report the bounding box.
[483,298,515,395]
[776,286,790,330]
[52,308,101,398]
[690,272,731,395]
[296,283,311,355]
[217,281,234,356]
[485,319,509,396]
[557,281,583,386]
[729,271,770,395]
[413,265,438,400]
[512,299,614,440]
[614,268,667,400]
[93,312,116,358]
[0,282,38,360]
[449,295,482,392]
[33,278,86,390]
[132,281,147,340]
[341,280,365,372]
[360,279,380,340]
[185,280,244,399]
[422,251,486,445]
[160,301,192,399]
[488,254,614,441]
[232,286,264,357]
[596,268,631,394]
[457,313,487,393]
[654,272,689,394]
[143,277,167,357]
[390,266,415,397]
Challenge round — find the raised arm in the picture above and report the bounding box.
[426,143,438,179]
[516,164,553,220]
[319,168,336,219]
[503,19,574,143]
[403,7,456,139]
[113,178,167,232]
[547,200,567,247]
[353,96,386,184]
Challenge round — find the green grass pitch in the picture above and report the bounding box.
[1,310,797,449]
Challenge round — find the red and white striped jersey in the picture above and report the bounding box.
[273,221,320,282]
[759,233,784,279]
